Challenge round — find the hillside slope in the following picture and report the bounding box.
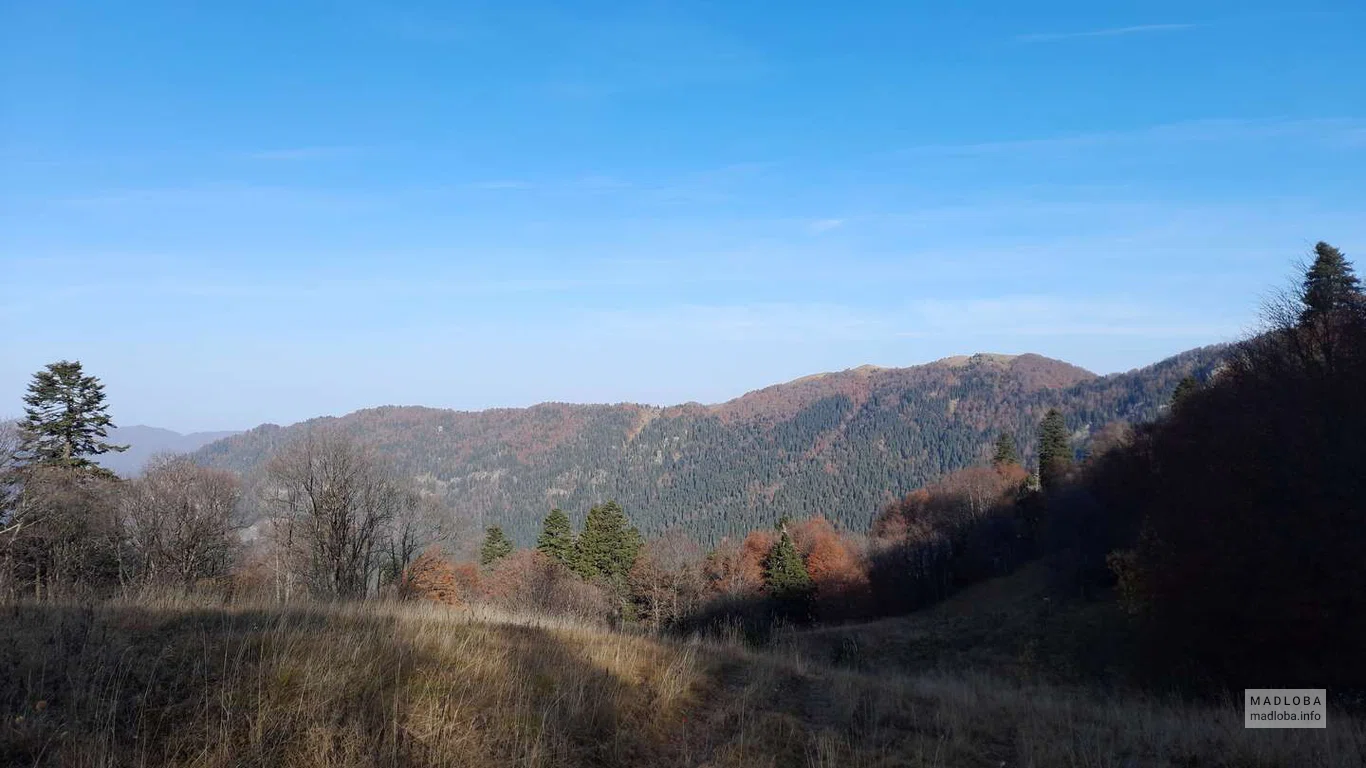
[193,347,1226,543]
[787,561,1133,686]
[3,601,1355,767]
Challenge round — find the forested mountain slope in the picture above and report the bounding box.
[193,347,1225,544]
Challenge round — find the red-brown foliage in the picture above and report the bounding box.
[480,550,615,623]
[702,529,777,597]
[450,562,481,598]
[399,547,463,606]
[790,517,871,620]
[703,354,1095,427]
[870,487,930,541]
[873,464,1027,542]
[1004,353,1096,390]
[739,528,778,588]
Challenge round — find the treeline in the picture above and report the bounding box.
[0,371,455,601]
[1050,242,1366,690]
[828,241,1366,692]
[434,427,1044,638]
[455,505,873,632]
[0,362,890,631]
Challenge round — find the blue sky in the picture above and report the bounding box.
[2,0,1364,432]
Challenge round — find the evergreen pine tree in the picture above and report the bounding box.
[1300,241,1361,322]
[479,525,513,566]
[571,500,641,583]
[763,522,812,618]
[20,360,127,473]
[536,508,575,565]
[991,431,1020,467]
[1171,375,1200,408]
[762,530,810,596]
[1037,408,1072,492]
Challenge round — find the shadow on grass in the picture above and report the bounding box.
[0,602,705,768]
[6,601,1362,768]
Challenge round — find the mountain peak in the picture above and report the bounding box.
[934,352,1019,367]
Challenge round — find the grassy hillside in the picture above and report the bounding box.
[782,562,1137,687]
[1,599,1358,767]
[192,347,1226,544]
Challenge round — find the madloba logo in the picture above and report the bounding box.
[1245,689,1327,729]
[1248,694,1322,707]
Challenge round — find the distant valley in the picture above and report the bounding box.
[97,425,242,477]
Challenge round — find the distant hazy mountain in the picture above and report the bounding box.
[193,347,1227,544]
[98,426,242,477]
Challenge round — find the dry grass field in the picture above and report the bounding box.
[2,591,1362,768]
[783,563,1135,686]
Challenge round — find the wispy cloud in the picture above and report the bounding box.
[1017,23,1200,44]
[809,218,845,234]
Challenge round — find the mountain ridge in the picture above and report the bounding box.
[193,347,1225,544]
[96,425,243,477]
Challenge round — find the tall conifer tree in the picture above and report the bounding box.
[1037,409,1072,492]
[572,501,641,583]
[536,508,575,565]
[479,525,513,566]
[763,520,813,620]
[20,360,127,473]
[762,530,810,597]
[1171,375,1200,408]
[991,432,1020,468]
[1300,241,1360,323]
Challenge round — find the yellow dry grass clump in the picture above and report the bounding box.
[1,600,1361,767]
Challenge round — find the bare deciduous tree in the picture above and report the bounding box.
[122,455,241,593]
[0,420,23,539]
[264,429,411,599]
[380,490,451,587]
[3,419,127,600]
[2,465,121,599]
[630,528,706,631]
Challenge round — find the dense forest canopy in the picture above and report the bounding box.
[192,348,1225,545]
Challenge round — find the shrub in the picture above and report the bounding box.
[481,550,615,625]
[399,547,462,606]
